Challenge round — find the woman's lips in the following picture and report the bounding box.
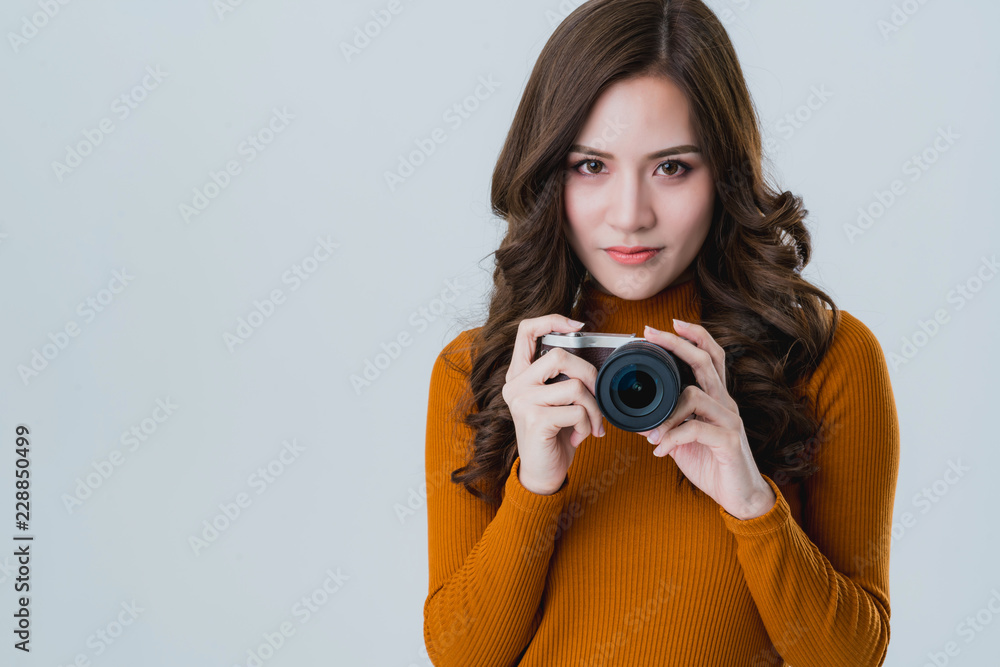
[604,247,661,265]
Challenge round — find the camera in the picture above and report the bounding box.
[535,331,698,433]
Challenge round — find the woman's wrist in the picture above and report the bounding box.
[517,469,566,496]
[729,478,777,520]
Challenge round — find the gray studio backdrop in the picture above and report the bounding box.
[0,1,997,665]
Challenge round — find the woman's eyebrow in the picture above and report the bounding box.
[569,144,701,159]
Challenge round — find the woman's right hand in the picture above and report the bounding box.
[500,315,606,495]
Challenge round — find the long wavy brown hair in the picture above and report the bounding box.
[440,0,841,506]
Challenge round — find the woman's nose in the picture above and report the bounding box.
[606,175,654,232]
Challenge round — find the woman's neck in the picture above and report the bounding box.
[573,272,701,335]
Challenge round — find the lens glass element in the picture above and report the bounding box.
[611,364,658,411]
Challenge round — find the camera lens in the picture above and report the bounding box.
[610,365,660,413]
[595,341,685,432]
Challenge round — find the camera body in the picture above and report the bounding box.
[535,331,698,433]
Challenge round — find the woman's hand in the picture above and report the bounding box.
[637,320,776,520]
[501,315,607,496]
[501,315,605,495]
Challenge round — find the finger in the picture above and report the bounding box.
[507,315,584,382]
[643,325,726,403]
[523,376,605,438]
[636,414,695,443]
[636,385,698,442]
[651,418,730,458]
[644,386,737,445]
[529,345,601,397]
[540,404,594,448]
[672,320,727,384]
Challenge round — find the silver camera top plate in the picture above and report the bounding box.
[539,332,647,349]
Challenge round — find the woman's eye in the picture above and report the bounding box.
[576,159,604,175]
[657,160,688,177]
[570,158,690,177]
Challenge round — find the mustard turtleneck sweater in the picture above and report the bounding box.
[423,276,900,666]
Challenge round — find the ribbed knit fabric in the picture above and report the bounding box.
[423,276,900,666]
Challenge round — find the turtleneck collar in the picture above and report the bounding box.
[570,274,701,336]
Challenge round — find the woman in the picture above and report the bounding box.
[423,1,900,664]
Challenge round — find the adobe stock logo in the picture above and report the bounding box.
[17,268,134,386]
[187,439,305,557]
[223,235,340,352]
[714,0,758,29]
[843,126,959,244]
[62,397,180,514]
[232,566,350,667]
[51,66,169,182]
[54,600,144,665]
[214,0,251,21]
[761,84,833,157]
[888,254,997,370]
[7,0,75,54]
[877,0,933,40]
[350,276,467,395]
[179,107,295,224]
[383,75,501,192]
[340,0,416,63]
[919,587,1000,666]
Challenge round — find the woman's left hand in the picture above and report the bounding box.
[638,320,777,521]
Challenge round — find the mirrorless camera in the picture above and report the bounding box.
[535,331,698,433]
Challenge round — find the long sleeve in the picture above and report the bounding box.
[423,330,571,667]
[716,311,900,666]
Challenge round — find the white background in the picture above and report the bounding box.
[0,1,998,665]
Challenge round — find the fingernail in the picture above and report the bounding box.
[673,319,689,328]
[569,319,585,327]
[647,430,660,445]
[644,325,661,334]
[599,424,606,437]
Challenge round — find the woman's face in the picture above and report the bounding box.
[563,74,715,299]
